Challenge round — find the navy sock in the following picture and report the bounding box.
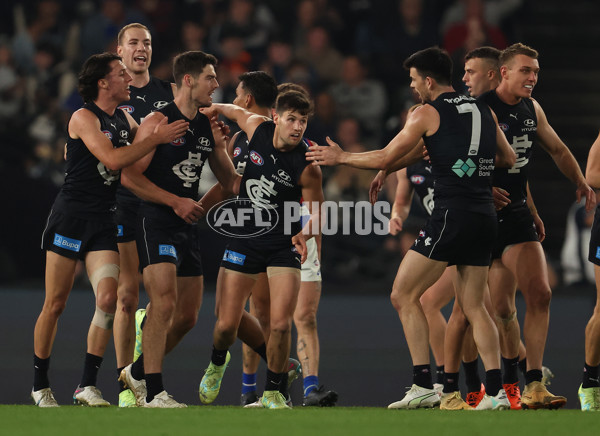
[265,369,282,392]
[117,366,126,392]
[502,356,520,385]
[443,372,459,394]
[131,354,145,381]
[242,372,257,394]
[304,375,318,396]
[413,364,433,389]
[485,369,502,397]
[435,365,444,385]
[145,373,164,402]
[252,343,267,362]
[279,372,289,397]
[518,358,527,376]
[211,346,228,366]
[525,369,543,385]
[80,353,103,387]
[33,355,50,391]
[582,363,600,388]
[462,358,481,393]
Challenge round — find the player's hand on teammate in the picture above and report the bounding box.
[292,232,308,264]
[492,187,511,210]
[172,197,204,224]
[369,170,387,205]
[152,116,189,144]
[209,116,230,143]
[576,181,596,211]
[388,217,403,236]
[306,136,343,166]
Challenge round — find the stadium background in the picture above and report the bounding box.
[1,0,600,408]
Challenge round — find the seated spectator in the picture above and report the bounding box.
[296,25,344,90]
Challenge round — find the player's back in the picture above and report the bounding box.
[424,92,497,215]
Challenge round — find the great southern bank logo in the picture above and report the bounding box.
[452,158,476,177]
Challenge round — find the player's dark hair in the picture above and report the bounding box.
[499,43,539,66]
[173,50,218,88]
[403,47,453,86]
[465,46,501,74]
[277,82,309,97]
[238,71,278,108]
[275,90,313,117]
[78,52,122,103]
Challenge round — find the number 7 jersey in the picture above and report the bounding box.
[423,92,497,215]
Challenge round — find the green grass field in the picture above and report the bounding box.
[1,406,597,436]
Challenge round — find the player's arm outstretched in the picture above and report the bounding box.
[533,98,595,210]
[306,105,434,171]
[121,112,203,224]
[201,103,269,142]
[69,108,188,170]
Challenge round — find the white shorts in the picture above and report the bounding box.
[301,236,321,282]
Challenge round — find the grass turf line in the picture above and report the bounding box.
[1,406,598,436]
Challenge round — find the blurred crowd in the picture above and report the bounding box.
[0,0,527,284]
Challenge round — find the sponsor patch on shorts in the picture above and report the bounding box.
[53,233,82,252]
[596,247,600,260]
[159,244,177,258]
[117,225,124,237]
[223,249,246,265]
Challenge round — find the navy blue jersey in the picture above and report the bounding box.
[424,92,497,215]
[231,130,249,175]
[117,76,173,124]
[116,77,174,206]
[140,102,215,223]
[53,102,131,220]
[407,159,434,216]
[480,90,537,211]
[238,121,310,244]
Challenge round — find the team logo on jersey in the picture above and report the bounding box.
[524,119,536,127]
[250,151,264,166]
[499,123,509,132]
[233,147,241,157]
[172,152,205,187]
[410,175,425,185]
[171,137,186,146]
[119,130,129,139]
[102,130,113,139]
[97,162,120,185]
[117,105,134,114]
[277,169,291,182]
[153,101,169,109]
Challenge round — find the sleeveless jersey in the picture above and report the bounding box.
[406,159,435,216]
[480,90,537,211]
[424,92,497,215]
[140,101,215,223]
[116,76,174,206]
[53,102,131,220]
[231,130,250,175]
[238,121,310,244]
